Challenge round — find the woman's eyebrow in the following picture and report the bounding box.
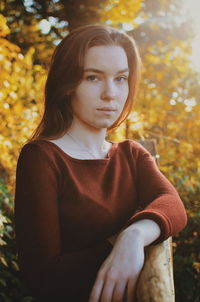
[116,68,129,74]
[84,68,129,74]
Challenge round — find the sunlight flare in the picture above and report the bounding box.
[181,0,200,72]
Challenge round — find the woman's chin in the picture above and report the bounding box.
[94,120,116,129]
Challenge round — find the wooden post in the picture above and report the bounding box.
[136,238,175,302]
[136,140,175,302]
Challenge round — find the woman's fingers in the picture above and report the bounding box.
[111,280,127,302]
[89,271,139,302]
[89,237,145,302]
[99,280,115,302]
[89,276,104,302]
[127,279,137,302]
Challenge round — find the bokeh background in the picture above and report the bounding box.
[0,0,200,301]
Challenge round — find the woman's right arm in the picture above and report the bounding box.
[14,143,111,301]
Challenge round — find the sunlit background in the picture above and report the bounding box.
[37,0,200,74]
[181,0,200,72]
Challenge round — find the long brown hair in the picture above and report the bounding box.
[31,24,141,141]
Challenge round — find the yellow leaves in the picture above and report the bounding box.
[0,38,20,56]
[0,14,10,37]
[197,161,200,176]
[12,102,23,115]
[101,0,143,25]
[0,256,7,267]
[193,262,200,273]
[0,19,46,188]
[24,47,35,67]
[0,213,7,229]
[0,211,7,248]
[0,136,14,171]
[127,111,145,137]
[181,141,194,153]
[109,111,146,141]
[11,260,19,271]
[166,121,178,131]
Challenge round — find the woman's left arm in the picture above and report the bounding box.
[89,144,187,302]
[124,144,187,243]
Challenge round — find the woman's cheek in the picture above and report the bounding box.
[121,87,129,105]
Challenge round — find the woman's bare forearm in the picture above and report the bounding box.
[108,219,161,247]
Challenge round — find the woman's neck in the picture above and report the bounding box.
[60,119,110,159]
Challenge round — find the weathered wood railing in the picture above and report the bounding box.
[136,140,175,302]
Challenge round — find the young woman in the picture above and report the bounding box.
[14,25,187,302]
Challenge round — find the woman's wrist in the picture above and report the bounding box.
[109,219,161,248]
[107,228,145,249]
[107,219,161,247]
[118,227,145,247]
[120,219,161,247]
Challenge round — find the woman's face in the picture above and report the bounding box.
[71,45,129,131]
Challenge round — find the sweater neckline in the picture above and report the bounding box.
[37,139,119,163]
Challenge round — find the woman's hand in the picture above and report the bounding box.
[88,229,145,302]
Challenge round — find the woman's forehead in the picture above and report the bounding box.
[83,45,129,72]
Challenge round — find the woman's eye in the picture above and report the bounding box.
[86,75,99,81]
[116,76,128,82]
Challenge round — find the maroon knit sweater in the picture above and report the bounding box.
[14,139,187,301]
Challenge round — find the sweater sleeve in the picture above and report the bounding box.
[14,143,111,301]
[124,143,187,243]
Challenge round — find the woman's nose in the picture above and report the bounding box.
[101,80,117,101]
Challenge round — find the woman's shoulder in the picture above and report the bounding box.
[16,140,62,186]
[116,139,141,148]
[113,139,155,167]
[114,139,150,155]
[18,139,64,168]
[20,139,55,156]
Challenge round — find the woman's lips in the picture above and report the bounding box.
[97,107,117,113]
